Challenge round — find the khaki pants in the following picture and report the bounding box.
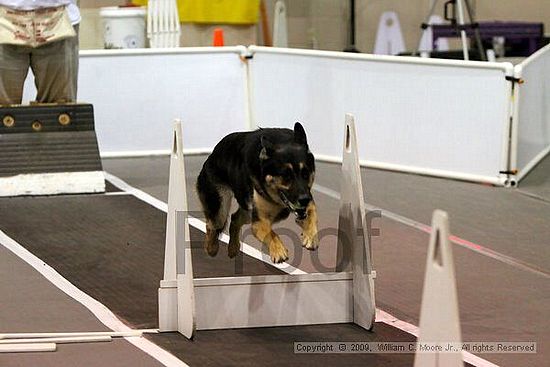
[0,26,79,105]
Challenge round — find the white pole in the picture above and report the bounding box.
[147,0,153,47]
[160,0,166,48]
[171,0,181,47]
[168,0,175,47]
[151,0,158,48]
[165,0,171,47]
[455,0,470,60]
[0,343,56,353]
[273,1,288,47]
[0,336,112,344]
[0,330,146,340]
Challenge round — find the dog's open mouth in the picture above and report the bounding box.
[278,191,308,220]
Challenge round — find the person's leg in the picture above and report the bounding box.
[0,44,31,105]
[31,26,79,103]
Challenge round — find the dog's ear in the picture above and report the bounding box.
[260,136,273,160]
[294,122,308,146]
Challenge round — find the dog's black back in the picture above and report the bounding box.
[196,123,317,261]
[198,123,314,221]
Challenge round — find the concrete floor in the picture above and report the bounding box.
[0,153,548,366]
[101,154,550,367]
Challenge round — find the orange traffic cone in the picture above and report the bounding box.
[213,28,224,46]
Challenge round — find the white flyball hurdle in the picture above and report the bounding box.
[159,117,467,365]
[158,115,377,337]
[414,210,463,367]
[147,0,180,48]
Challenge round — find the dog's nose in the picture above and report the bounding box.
[297,195,311,208]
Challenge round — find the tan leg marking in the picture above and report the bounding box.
[252,218,289,263]
[252,191,289,263]
[297,201,319,250]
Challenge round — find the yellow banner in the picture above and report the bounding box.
[132,0,259,25]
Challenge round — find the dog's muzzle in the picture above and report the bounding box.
[278,191,308,220]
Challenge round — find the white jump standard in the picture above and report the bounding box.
[414,210,464,367]
[158,115,377,338]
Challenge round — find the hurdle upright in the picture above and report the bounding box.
[158,115,376,338]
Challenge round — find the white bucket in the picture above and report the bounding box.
[100,6,146,49]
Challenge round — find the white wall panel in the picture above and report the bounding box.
[248,47,512,185]
[515,45,550,181]
[24,47,248,155]
[21,46,519,186]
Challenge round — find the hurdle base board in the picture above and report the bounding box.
[191,272,354,330]
[0,171,106,197]
[158,282,178,332]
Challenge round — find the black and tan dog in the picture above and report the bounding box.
[196,122,318,263]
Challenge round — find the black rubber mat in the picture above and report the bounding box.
[146,322,474,367]
[0,104,102,176]
[147,323,414,367]
[0,194,282,329]
[0,193,477,367]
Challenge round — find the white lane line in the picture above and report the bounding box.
[0,230,188,367]
[104,191,132,196]
[105,172,498,367]
[313,183,550,279]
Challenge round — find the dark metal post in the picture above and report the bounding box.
[344,0,360,52]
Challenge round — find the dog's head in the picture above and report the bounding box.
[259,122,315,218]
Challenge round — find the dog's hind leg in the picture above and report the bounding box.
[228,207,251,258]
[197,172,232,257]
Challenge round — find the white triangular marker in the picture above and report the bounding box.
[374,11,405,55]
[414,210,463,367]
[337,113,376,330]
[158,119,193,333]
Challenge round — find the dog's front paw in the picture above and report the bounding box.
[270,244,289,263]
[301,230,319,250]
